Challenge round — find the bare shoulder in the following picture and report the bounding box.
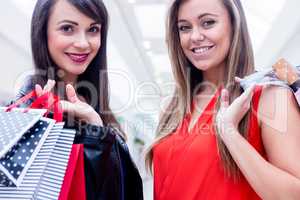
[257,85,299,128]
[259,85,296,105]
[257,85,300,178]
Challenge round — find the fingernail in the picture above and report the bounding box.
[66,84,72,89]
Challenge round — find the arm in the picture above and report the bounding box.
[217,86,300,200]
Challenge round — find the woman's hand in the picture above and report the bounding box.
[216,85,255,138]
[272,58,298,85]
[35,79,103,126]
[60,84,104,126]
[35,79,56,96]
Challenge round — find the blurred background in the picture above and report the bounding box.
[1,0,300,199]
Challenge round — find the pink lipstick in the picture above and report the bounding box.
[66,53,89,64]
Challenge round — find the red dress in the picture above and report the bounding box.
[153,86,266,200]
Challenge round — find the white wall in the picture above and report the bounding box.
[0,1,33,101]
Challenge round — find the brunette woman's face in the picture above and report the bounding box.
[47,0,101,79]
[177,0,232,72]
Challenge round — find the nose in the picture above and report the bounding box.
[190,27,205,42]
[73,32,90,49]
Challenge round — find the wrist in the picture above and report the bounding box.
[217,122,238,138]
[218,126,240,145]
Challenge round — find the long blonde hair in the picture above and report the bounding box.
[145,0,254,179]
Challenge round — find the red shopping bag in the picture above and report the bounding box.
[59,143,86,200]
[7,91,86,200]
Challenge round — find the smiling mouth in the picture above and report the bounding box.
[191,45,214,54]
[66,53,89,63]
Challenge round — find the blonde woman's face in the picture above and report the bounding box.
[177,0,232,72]
[47,0,101,79]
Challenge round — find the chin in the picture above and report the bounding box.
[63,66,89,76]
[192,63,212,71]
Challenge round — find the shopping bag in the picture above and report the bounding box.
[9,90,86,200]
[0,117,55,186]
[0,107,45,158]
[0,90,76,199]
[0,122,75,200]
[58,143,86,200]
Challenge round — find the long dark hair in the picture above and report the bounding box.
[31,0,124,136]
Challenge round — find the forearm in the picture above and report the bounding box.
[221,130,300,200]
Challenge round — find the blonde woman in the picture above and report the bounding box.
[146,0,300,199]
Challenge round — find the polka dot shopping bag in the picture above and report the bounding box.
[0,91,77,200]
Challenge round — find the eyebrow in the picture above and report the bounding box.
[177,13,218,23]
[57,20,101,26]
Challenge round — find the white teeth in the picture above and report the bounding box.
[193,47,211,53]
[69,54,86,59]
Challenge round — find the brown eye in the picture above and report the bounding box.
[178,25,191,32]
[88,26,100,33]
[60,25,73,33]
[202,20,215,28]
